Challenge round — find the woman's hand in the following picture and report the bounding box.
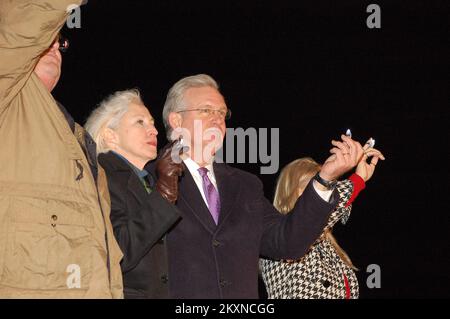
[355,138,386,182]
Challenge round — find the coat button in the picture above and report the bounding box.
[219,279,229,287]
[212,240,221,247]
[161,275,168,284]
[51,215,58,221]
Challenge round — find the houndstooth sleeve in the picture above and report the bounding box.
[323,179,354,231]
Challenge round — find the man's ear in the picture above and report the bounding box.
[103,127,119,149]
[168,112,183,129]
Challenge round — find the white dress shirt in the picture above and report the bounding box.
[183,157,333,209]
[183,158,218,209]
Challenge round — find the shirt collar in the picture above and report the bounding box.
[183,157,215,178]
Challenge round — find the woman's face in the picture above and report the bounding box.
[111,103,158,169]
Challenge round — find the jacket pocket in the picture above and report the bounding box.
[1,196,95,291]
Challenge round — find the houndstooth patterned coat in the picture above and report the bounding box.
[259,179,359,299]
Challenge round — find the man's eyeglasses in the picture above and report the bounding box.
[177,107,232,120]
[57,35,69,53]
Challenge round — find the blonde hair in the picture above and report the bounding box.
[273,157,357,270]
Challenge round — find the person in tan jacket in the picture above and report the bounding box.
[0,0,123,298]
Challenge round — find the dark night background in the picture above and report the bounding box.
[53,0,449,298]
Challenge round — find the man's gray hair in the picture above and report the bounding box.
[85,89,143,154]
[162,74,219,141]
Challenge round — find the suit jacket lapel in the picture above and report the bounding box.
[179,166,217,233]
[213,162,240,226]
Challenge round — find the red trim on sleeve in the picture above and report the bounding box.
[343,272,351,299]
[345,173,366,207]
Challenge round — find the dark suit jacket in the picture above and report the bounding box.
[99,152,181,299]
[147,160,338,299]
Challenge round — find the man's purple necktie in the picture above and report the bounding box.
[198,167,220,224]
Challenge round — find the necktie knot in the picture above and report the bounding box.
[198,167,209,177]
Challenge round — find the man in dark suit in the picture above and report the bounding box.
[158,74,365,298]
[86,89,183,298]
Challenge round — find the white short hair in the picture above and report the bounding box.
[162,74,219,141]
[85,89,143,154]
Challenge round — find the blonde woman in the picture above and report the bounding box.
[259,142,385,299]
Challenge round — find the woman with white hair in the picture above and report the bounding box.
[85,89,184,298]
